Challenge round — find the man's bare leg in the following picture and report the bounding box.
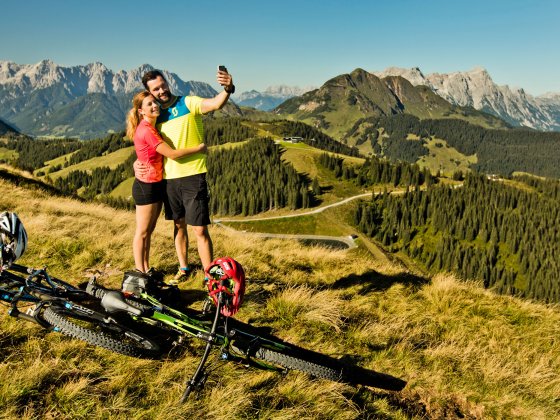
[192,225,213,270]
[173,218,189,268]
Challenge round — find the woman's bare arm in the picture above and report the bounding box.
[155,142,207,160]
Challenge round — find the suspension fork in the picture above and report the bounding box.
[8,286,50,328]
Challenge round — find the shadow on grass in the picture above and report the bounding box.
[331,270,429,294]
[151,293,408,393]
[176,288,208,307]
[221,316,407,392]
[239,276,276,306]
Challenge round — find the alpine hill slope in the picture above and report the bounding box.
[0,118,21,137]
[274,68,509,152]
[1,178,559,418]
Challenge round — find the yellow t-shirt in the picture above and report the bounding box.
[156,95,206,179]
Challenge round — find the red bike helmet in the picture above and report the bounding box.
[205,257,246,317]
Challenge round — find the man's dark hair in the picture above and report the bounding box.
[142,70,166,89]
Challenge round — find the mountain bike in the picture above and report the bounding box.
[85,277,407,402]
[0,263,160,358]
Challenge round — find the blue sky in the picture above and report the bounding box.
[1,0,558,95]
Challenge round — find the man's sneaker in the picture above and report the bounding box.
[169,267,190,285]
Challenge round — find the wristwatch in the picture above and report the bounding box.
[224,84,235,94]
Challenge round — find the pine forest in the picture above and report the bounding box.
[354,173,560,303]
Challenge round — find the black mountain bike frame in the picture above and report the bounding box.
[0,263,91,326]
[0,263,160,357]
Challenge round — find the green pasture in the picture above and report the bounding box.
[110,177,134,199]
[0,147,18,161]
[417,136,477,176]
[46,146,135,180]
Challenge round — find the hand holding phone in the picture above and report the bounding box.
[217,65,234,94]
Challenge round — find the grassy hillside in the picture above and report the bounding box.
[0,179,559,418]
[415,136,477,176]
[110,177,134,199]
[279,141,365,206]
[0,145,19,161]
[43,146,134,180]
[33,150,79,176]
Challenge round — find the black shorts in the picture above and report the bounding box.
[132,179,165,205]
[164,173,211,226]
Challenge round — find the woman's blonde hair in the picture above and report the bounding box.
[126,90,152,140]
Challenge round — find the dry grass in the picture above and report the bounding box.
[1,179,560,419]
[265,286,345,333]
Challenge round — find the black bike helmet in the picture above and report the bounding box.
[0,211,28,269]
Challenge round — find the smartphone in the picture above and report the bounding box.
[218,65,227,73]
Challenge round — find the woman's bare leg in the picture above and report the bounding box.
[133,203,161,272]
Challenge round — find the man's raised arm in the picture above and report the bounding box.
[201,67,235,114]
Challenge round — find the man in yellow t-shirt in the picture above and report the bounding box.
[137,68,235,280]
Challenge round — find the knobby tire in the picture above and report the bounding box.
[248,341,406,391]
[252,346,342,381]
[43,305,161,358]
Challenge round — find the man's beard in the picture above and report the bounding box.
[157,91,172,106]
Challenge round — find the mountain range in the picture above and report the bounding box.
[273,68,510,152]
[373,67,560,131]
[0,60,238,138]
[235,85,315,111]
[1,60,560,140]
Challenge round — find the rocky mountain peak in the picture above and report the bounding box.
[263,85,313,97]
[374,67,428,86]
[0,60,223,138]
[237,85,315,111]
[376,66,559,130]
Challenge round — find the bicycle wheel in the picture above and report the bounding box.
[251,345,342,381]
[43,304,161,358]
[232,334,406,391]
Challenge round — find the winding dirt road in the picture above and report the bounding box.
[213,192,374,249]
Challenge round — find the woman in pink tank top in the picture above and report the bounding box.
[125,91,206,277]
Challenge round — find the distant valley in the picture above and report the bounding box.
[235,85,315,111]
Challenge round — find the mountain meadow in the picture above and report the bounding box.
[0,166,559,419]
[1,64,560,419]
